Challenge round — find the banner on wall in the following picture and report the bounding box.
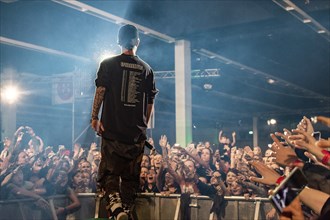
[52,72,74,105]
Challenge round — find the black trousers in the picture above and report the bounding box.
[98,138,144,206]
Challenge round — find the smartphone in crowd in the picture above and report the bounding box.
[269,167,308,213]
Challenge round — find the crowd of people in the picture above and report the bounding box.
[0,115,329,220]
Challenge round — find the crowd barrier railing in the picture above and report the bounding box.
[0,193,277,220]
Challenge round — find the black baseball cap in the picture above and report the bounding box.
[117,24,139,48]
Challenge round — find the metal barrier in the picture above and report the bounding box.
[0,193,278,220]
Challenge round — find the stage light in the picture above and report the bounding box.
[249,131,253,135]
[1,85,20,104]
[203,83,212,90]
[285,6,294,11]
[267,119,277,125]
[267,79,275,84]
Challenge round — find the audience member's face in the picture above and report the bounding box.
[201,148,211,162]
[265,149,273,157]
[153,154,162,168]
[264,156,276,167]
[81,172,91,187]
[32,159,44,173]
[165,172,175,186]
[17,152,29,165]
[210,171,221,185]
[183,160,196,179]
[91,160,99,173]
[253,147,261,156]
[230,181,243,196]
[140,166,148,182]
[73,171,83,187]
[220,136,230,144]
[54,170,68,187]
[26,148,35,158]
[93,151,101,160]
[80,161,91,174]
[141,155,150,168]
[205,141,211,148]
[78,159,87,169]
[226,171,237,185]
[147,168,156,184]
[196,144,205,152]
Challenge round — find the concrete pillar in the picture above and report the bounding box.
[175,40,192,147]
[0,102,16,140]
[253,116,258,147]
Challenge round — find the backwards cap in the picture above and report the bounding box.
[117,24,139,49]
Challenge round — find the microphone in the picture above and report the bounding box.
[145,140,154,150]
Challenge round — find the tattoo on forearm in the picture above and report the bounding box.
[91,86,106,119]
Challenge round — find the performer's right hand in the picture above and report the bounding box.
[91,119,104,136]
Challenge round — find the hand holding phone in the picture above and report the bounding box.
[269,167,308,213]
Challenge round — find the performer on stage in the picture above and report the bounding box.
[90,24,158,220]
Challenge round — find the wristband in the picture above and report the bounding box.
[293,159,304,167]
[276,175,286,185]
[321,150,330,165]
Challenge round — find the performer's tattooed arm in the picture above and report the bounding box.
[91,86,106,120]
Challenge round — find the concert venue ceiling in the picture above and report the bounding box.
[1,0,329,147]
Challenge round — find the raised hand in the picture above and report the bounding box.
[249,161,281,186]
[279,197,304,220]
[290,129,317,149]
[275,128,295,147]
[90,142,97,151]
[159,135,167,148]
[270,134,299,167]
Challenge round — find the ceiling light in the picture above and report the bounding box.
[285,6,294,11]
[303,19,311,23]
[317,30,326,34]
[267,119,277,125]
[203,83,213,90]
[267,79,275,84]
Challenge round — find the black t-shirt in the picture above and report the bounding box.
[95,54,158,144]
